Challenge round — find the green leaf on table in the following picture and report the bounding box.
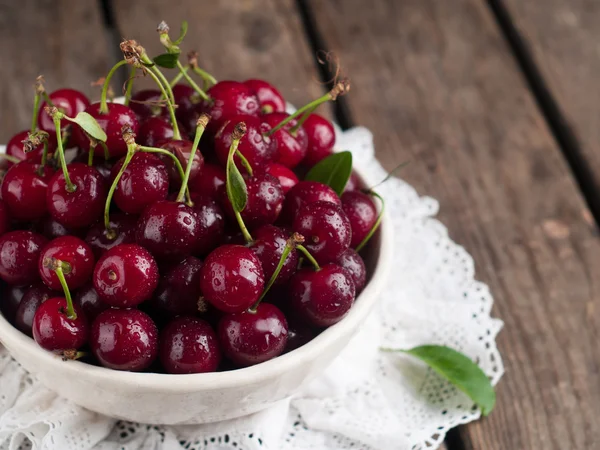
[173,21,189,45]
[153,53,179,69]
[305,151,353,195]
[67,112,107,142]
[382,345,496,416]
[226,156,248,213]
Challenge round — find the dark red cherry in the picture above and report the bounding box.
[250,225,298,285]
[15,282,54,336]
[200,245,265,313]
[111,153,169,214]
[93,244,159,308]
[173,84,202,123]
[344,171,363,193]
[263,163,298,194]
[47,163,107,228]
[85,214,137,258]
[285,323,316,353]
[213,115,276,170]
[262,112,308,169]
[244,79,286,114]
[218,303,288,367]
[37,89,90,134]
[38,215,82,240]
[202,81,260,134]
[160,316,220,374]
[189,163,225,198]
[90,308,158,372]
[74,282,108,321]
[38,236,95,290]
[151,256,203,317]
[301,114,335,167]
[0,231,47,285]
[32,297,88,351]
[2,162,54,221]
[159,139,204,184]
[336,248,367,294]
[136,201,200,261]
[341,191,378,248]
[0,201,9,237]
[293,201,351,264]
[4,130,57,169]
[138,116,174,147]
[281,181,341,224]
[129,89,165,120]
[190,195,225,256]
[289,264,355,327]
[72,103,139,158]
[0,284,28,322]
[219,173,284,229]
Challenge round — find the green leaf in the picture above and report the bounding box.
[383,345,496,416]
[305,151,353,195]
[153,53,179,69]
[67,112,107,142]
[226,155,248,213]
[173,21,188,45]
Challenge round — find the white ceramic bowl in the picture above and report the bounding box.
[0,158,392,424]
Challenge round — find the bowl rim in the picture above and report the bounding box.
[0,146,393,391]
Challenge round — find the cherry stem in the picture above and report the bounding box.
[236,150,253,176]
[290,105,317,134]
[50,113,76,193]
[31,93,41,133]
[144,68,182,140]
[41,140,49,168]
[191,66,217,88]
[266,80,350,136]
[0,154,20,164]
[105,144,136,235]
[41,91,54,107]
[176,114,210,202]
[226,123,253,243]
[296,244,321,271]
[169,68,185,88]
[368,161,411,191]
[123,66,137,106]
[100,141,110,161]
[53,261,76,320]
[88,144,95,166]
[138,145,192,205]
[100,59,128,114]
[176,61,209,102]
[355,190,384,253]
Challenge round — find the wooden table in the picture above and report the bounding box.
[1,1,599,448]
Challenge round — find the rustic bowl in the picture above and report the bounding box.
[0,144,392,424]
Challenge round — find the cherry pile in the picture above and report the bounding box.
[0,26,381,374]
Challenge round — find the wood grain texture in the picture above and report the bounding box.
[304,0,600,448]
[0,0,111,142]
[110,0,332,120]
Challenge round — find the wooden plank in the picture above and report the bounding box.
[110,0,331,120]
[0,1,111,142]
[303,0,600,449]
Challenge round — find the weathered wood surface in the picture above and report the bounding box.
[0,0,111,142]
[304,0,600,448]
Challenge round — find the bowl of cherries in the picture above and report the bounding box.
[0,32,392,425]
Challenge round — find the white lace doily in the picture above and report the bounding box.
[0,126,504,450]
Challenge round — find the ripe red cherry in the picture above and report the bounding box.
[301,114,335,167]
[38,215,82,240]
[244,79,286,113]
[4,130,57,168]
[90,308,158,372]
[37,89,90,134]
[250,225,298,285]
[337,248,367,294]
[138,116,174,147]
[190,195,225,256]
[129,89,165,120]
[344,171,363,193]
[281,181,341,224]
[72,103,139,158]
[262,112,308,169]
[190,163,225,198]
[15,282,54,336]
[218,303,288,367]
[160,316,221,374]
[341,191,378,248]
[151,256,203,317]
[111,153,169,214]
[293,201,352,264]
[173,84,202,123]
[263,163,298,194]
[38,236,95,290]
[85,214,137,258]
[32,297,88,351]
[0,284,27,322]
[0,231,47,285]
[160,139,204,184]
[74,282,108,321]
[213,115,276,170]
[2,162,54,221]
[47,163,107,228]
[93,244,159,308]
[200,245,265,313]
[289,264,355,327]
[136,201,201,261]
[202,81,260,134]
